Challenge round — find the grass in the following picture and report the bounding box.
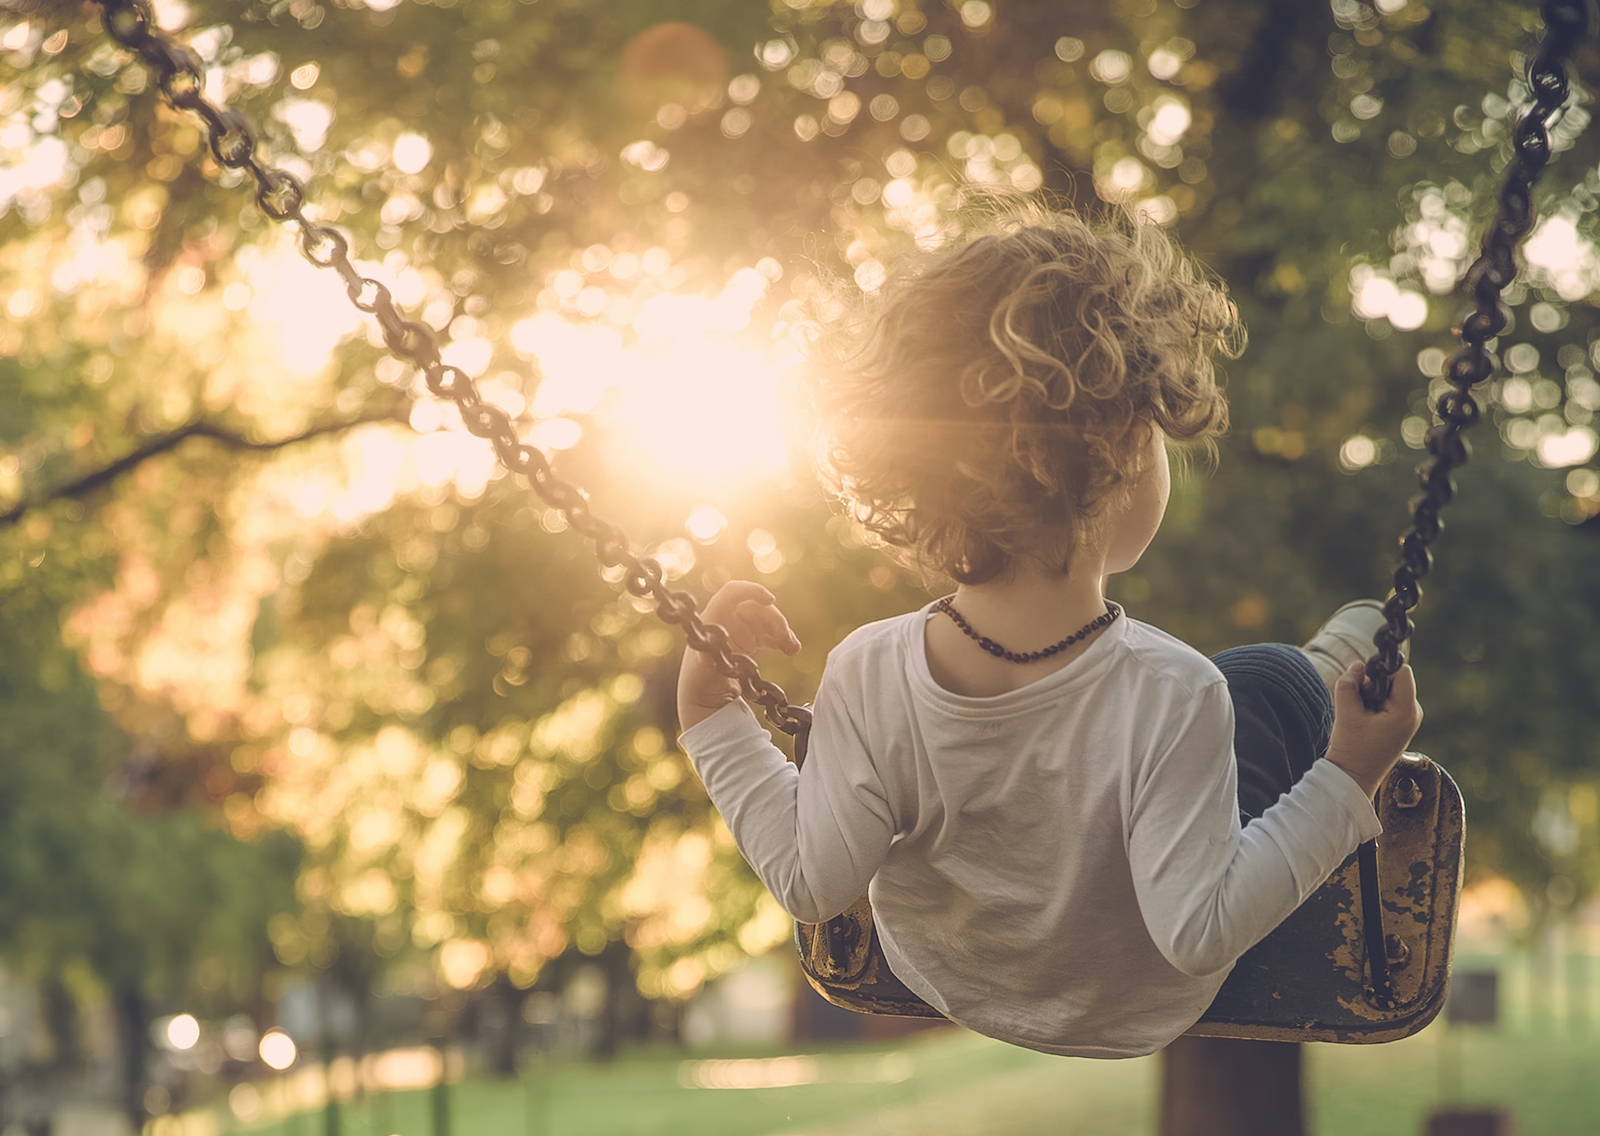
[234,1016,1600,1136]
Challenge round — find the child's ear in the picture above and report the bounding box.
[1130,420,1162,470]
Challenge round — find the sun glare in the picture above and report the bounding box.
[601,332,790,485]
[222,245,796,535]
[510,267,795,493]
[240,240,362,376]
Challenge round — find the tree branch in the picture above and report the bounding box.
[0,404,411,528]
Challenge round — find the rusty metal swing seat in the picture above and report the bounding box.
[796,753,1464,1044]
[77,0,1586,1049]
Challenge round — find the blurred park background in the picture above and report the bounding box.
[3,0,1600,1132]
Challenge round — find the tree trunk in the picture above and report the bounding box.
[113,986,150,1134]
[40,974,83,1074]
[483,977,521,1078]
[1160,1037,1304,1136]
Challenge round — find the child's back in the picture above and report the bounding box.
[688,604,1381,1056]
[677,204,1422,1056]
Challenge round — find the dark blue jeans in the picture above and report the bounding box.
[1211,644,1334,821]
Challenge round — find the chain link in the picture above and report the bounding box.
[93,0,812,743]
[1362,0,1589,709]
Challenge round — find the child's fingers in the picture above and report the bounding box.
[735,599,802,655]
[702,581,772,625]
[1334,659,1421,721]
[712,580,775,607]
[1389,663,1417,704]
[1391,664,1423,728]
[1332,660,1365,712]
[699,580,799,654]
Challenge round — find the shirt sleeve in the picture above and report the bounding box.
[678,662,896,924]
[1127,679,1384,978]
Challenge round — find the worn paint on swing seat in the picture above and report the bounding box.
[1194,754,1464,1042]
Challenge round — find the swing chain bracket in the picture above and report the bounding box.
[90,0,814,744]
[1361,0,1590,711]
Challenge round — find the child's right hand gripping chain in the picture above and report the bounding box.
[1324,660,1424,798]
[676,581,801,734]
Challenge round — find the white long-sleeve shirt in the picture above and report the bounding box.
[679,603,1382,1057]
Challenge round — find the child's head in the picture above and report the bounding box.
[809,203,1241,585]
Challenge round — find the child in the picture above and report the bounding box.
[675,206,1423,1058]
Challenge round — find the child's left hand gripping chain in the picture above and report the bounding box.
[676,581,802,732]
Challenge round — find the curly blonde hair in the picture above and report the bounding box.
[808,203,1242,585]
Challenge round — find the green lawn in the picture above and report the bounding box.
[234,1018,1600,1136]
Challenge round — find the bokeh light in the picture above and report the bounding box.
[165,1013,200,1050]
[392,132,432,174]
[258,1030,297,1070]
[1349,264,1428,329]
[1339,435,1378,471]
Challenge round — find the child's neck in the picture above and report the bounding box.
[926,554,1113,698]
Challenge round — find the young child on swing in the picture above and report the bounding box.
[674,205,1423,1058]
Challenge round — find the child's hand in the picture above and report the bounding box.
[1324,661,1423,799]
[677,581,801,732]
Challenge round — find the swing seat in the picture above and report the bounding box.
[796,753,1464,1043]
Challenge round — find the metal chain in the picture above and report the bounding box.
[92,0,812,742]
[1362,0,1590,709]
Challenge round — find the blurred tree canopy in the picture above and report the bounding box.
[2,0,1599,1025]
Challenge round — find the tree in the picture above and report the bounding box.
[6,0,1600,1129]
[0,534,300,1127]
